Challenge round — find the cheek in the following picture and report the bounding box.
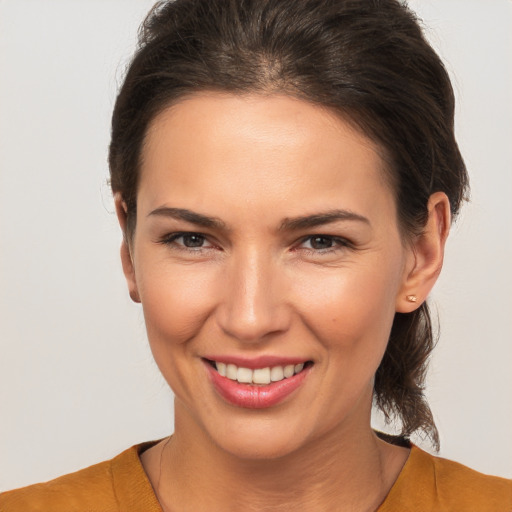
[134,259,224,400]
[136,258,220,346]
[292,261,400,354]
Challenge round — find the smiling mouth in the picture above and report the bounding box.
[205,359,313,385]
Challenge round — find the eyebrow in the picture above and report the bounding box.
[147,207,227,230]
[148,206,369,232]
[279,210,370,231]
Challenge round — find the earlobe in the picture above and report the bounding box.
[396,192,451,313]
[120,241,141,303]
[114,193,141,304]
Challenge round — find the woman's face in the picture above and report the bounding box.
[124,93,416,459]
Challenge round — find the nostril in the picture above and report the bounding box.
[216,304,292,343]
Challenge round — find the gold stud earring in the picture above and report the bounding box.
[406,295,418,303]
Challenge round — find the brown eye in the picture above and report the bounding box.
[298,235,350,253]
[309,236,335,250]
[160,232,213,250]
[181,234,206,248]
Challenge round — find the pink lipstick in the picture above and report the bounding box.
[204,358,312,409]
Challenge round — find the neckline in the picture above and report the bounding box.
[111,440,165,511]
[116,438,423,511]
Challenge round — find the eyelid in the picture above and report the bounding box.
[296,234,352,251]
[157,231,353,254]
[158,231,216,250]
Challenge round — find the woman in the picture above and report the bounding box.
[1,0,511,510]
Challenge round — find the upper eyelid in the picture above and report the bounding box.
[161,231,207,238]
[298,235,349,246]
[298,234,349,243]
[160,231,212,245]
[158,231,351,250]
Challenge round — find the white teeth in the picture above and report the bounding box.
[237,367,253,383]
[216,362,227,377]
[253,367,271,385]
[215,361,307,384]
[283,365,295,378]
[270,366,284,382]
[226,363,238,380]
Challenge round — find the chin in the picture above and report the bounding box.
[211,425,310,461]
[199,402,347,462]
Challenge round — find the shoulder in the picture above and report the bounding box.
[380,445,512,512]
[429,451,512,510]
[0,457,117,512]
[0,442,162,512]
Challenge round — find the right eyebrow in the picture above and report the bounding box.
[147,207,227,230]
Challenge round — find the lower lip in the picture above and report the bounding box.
[205,362,311,409]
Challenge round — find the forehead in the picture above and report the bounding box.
[138,92,395,222]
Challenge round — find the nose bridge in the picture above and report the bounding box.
[217,245,288,342]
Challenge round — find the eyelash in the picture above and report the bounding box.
[158,232,215,252]
[158,231,353,256]
[296,235,351,254]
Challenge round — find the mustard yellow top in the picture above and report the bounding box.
[1,442,511,511]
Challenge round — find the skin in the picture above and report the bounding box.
[115,93,450,511]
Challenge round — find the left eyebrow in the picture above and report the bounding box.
[279,210,370,231]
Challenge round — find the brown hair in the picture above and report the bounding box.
[109,0,469,448]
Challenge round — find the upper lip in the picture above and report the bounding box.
[203,355,311,369]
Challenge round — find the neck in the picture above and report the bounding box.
[148,402,408,512]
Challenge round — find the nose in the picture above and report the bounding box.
[216,249,291,343]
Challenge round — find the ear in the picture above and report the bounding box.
[396,191,451,313]
[114,193,141,303]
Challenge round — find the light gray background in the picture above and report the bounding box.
[1,0,511,491]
